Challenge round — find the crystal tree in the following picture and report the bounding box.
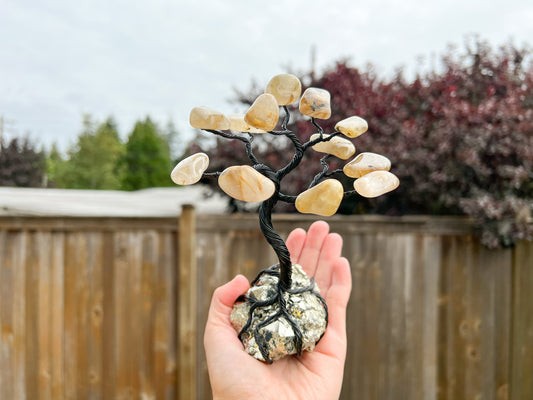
[171,74,399,363]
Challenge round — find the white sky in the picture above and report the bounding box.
[1,0,533,153]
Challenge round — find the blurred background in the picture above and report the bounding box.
[1,0,532,399]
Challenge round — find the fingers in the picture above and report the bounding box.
[313,232,343,291]
[326,256,352,318]
[285,227,307,264]
[315,256,352,356]
[297,221,330,277]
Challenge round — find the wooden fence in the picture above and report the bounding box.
[0,210,532,399]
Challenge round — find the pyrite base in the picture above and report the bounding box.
[230,264,328,363]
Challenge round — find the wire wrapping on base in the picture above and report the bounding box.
[236,265,329,364]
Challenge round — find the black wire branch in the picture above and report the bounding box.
[251,164,293,290]
[270,106,292,134]
[326,169,344,177]
[276,131,304,180]
[202,172,222,178]
[259,195,293,290]
[311,117,324,135]
[302,130,343,151]
[278,193,297,203]
[281,105,290,131]
[206,129,260,165]
[343,190,358,198]
[308,155,333,189]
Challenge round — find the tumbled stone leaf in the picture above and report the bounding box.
[335,116,368,138]
[295,179,343,216]
[265,74,302,106]
[189,106,230,130]
[170,153,209,185]
[228,114,249,132]
[228,114,266,134]
[218,165,275,202]
[244,93,280,131]
[299,88,331,119]
[353,171,399,198]
[310,134,356,160]
[343,152,391,178]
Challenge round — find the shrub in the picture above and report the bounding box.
[191,38,533,247]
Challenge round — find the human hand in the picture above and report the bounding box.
[204,221,352,400]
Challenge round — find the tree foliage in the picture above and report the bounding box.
[119,117,173,190]
[191,38,533,247]
[46,115,178,191]
[49,116,124,189]
[0,136,45,187]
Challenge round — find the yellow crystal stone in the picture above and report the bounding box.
[170,153,209,185]
[310,134,356,160]
[265,74,302,105]
[335,116,368,138]
[353,171,399,198]
[299,88,331,119]
[228,114,266,134]
[218,165,276,202]
[228,114,249,132]
[189,106,230,130]
[343,152,391,178]
[244,93,280,131]
[295,179,344,217]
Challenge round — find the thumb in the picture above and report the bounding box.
[204,275,250,347]
[207,274,250,323]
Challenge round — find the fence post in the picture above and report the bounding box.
[177,204,197,400]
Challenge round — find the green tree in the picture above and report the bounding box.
[164,118,183,163]
[45,142,66,187]
[119,116,173,190]
[51,115,124,189]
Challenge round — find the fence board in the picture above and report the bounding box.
[0,231,11,400]
[13,232,27,399]
[37,232,52,400]
[102,231,116,400]
[25,232,39,400]
[422,235,440,400]
[511,240,533,400]
[494,248,512,400]
[404,235,425,400]
[153,231,176,400]
[140,232,156,399]
[464,237,483,400]
[50,232,65,400]
[114,231,135,400]
[87,232,104,399]
[0,231,13,400]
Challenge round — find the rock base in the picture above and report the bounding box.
[230,264,327,363]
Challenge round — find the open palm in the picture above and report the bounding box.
[204,221,352,400]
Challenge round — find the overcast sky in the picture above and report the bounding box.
[1,0,533,153]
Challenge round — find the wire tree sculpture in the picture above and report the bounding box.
[171,74,399,363]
